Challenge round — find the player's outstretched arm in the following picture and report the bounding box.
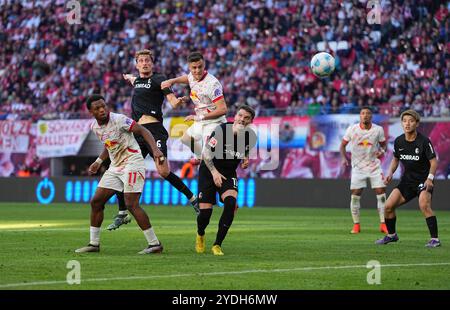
[384,157,399,185]
[123,74,137,85]
[165,94,190,109]
[131,123,165,164]
[89,147,109,175]
[161,75,189,89]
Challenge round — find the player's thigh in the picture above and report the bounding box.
[198,165,217,205]
[121,168,146,193]
[350,170,367,190]
[202,122,222,143]
[385,188,407,210]
[219,175,239,201]
[369,170,386,192]
[185,122,202,141]
[98,170,124,193]
[91,186,116,208]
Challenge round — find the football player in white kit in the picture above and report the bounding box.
[161,51,228,164]
[340,107,388,234]
[75,94,166,254]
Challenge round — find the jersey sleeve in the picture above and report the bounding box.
[393,137,400,159]
[342,126,352,142]
[378,126,386,143]
[209,81,224,103]
[118,114,136,132]
[154,74,173,95]
[423,137,436,160]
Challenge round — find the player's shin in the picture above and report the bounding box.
[214,196,236,246]
[426,216,438,239]
[376,194,386,223]
[350,195,361,224]
[165,172,194,200]
[90,226,101,246]
[197,208,212,235]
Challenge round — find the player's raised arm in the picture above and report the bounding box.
[123,73,137,85]
[131,123,165,164]
[161,75,189,89]
[165,93,190,109]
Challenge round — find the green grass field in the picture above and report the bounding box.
[0,203,449,290]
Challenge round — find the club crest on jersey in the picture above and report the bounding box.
[415,148,419,154]
[208,137,218,148]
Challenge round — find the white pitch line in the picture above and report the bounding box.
[1,262,449,288]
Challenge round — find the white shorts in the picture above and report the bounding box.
[98,167,146,193]
[186,119,226,145]
[350,168,385,190]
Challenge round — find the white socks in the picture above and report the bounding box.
[90,226,101,246]
[143,227,159,245]
[350,195,361,224]
[377,194,386,223]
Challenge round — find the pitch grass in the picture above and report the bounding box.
[0,203,449,290]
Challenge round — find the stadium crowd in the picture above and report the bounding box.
[0,0,448,121]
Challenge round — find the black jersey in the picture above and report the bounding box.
[131,73,172,122]
[393,132,436,184]
[202,122,257,174]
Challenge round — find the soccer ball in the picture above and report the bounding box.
[310,52,335,78]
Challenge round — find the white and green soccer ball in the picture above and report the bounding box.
[310,52,335,78]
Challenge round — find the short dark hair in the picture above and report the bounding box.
[187,51,204,63]
[360,106,372,113]
[86,94,105,110]
[237,104,255,120]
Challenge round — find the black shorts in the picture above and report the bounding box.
[198,164,238,205]
[134,122,168,158]
[396,181,434,203]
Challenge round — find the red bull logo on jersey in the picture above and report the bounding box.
[190,90,200,101]
[358,139,373,147]
[104,139,118,148]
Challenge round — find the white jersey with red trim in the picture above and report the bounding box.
[188,71,227,124]
[343,123,386,173]
[91,112,144,171]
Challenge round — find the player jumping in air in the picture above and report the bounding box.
[161,51,228,165]
[98,49,200,231]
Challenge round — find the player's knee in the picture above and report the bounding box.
[384,203,394,214]
[90,198,104,211]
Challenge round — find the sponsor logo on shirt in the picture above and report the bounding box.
[400,154,420,161]
[214,88,222,98]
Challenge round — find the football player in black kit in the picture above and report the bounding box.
[91,50,200,230]
[195,105,257,256]
[376,110,441,247]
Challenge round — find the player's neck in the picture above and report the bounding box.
[140,71,152,78]
[405,131,417,141]
[359,122,372,130]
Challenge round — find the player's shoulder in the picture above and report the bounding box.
[395,133,406,144]
[206,72,222,85]
[416,131,431,143]
[151,72,166,81]
[347,123,359,131]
